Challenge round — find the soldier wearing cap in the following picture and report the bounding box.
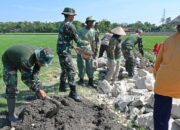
[57,7,89,101]
[121,29,143,77]
[77,16,96,87]
[153,15,180,130]
[105,27,126,84]
[2,45,54,122]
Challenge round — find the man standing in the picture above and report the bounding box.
[105,27,126,84]
[2,45,54,122]
[121,29,143,77]
[134,29,144,57]
[77,16,96,87]
[57,7,89,102]
[153,15,180,130]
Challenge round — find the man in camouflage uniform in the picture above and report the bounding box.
[77,16,96,87]
[57,7,89,102]
[134,29,144,57]
[121,29,143,77]
[94,22,100,57]
[105,27,126,84]
[2,45,54,122]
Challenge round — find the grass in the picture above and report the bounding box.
[0,34,167,114]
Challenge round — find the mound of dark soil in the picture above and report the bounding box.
[1,96,124,130]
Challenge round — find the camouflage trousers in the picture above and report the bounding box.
[138,44,144,57]
[125,57,135,77]
[58,53,76,87]
[3,64,41,98]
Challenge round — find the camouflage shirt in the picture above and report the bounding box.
[57,20,84,55]
[107,35,122,59]
[2,45,41,90]
[126,34,142,47]
[2,45,38,70]
[121,34,142,58]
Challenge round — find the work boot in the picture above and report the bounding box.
[7,98,19,122]
[77,78,84,86]
[69,85,81,102]
[59,81,67,92]
[88,78,94,88]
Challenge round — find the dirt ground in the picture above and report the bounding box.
[0,96,125,130]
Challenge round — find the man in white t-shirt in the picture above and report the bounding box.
[99,32,113,57]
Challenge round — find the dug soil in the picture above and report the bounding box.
[1,96,124,130]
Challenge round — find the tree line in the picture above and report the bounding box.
[0,19,176,33]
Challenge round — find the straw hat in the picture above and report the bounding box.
[171,15,180,25]
[111,27,126,36]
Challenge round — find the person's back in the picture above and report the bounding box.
[2,45,35,68]
[101,32,113,46]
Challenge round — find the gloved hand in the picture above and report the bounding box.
[37,89,47,99]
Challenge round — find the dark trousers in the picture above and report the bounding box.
[153,93,172,130]
[125,57,135,77]
[99,44,108,58]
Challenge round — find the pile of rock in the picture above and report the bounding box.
[97,68,180,130]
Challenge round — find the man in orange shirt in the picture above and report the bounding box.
[153,15,180,130]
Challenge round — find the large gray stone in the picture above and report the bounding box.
[111,81,127,97]
[129,88,148,96]
[171,99,180,119]
[129,106,140,120]
[135,69,155,91]
[145,93,154,108]
[169,118,180,130]
[135,112,153,130]
[98,80,112,94]
[130,96,145,107]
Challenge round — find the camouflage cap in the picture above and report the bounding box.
[86,16,96,22]
[111,27,126,36]
[35,48,54,67]
[171,15,180,25]
[61,7,76,16]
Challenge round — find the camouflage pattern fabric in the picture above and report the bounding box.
[121,41,135,77]
[58,54,76,86]
[107,35,122,59]
[57,20,84,86]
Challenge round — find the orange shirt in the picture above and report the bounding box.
[154,32,180,98]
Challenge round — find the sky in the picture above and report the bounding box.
[0,0,180,25]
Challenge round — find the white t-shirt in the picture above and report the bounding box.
[100,33,113,46]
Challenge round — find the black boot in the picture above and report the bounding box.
[69,85,81,102]
[7,98,19,122]
[88,78,94,88]
[77,78,84,85]
[59,81,67,92]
